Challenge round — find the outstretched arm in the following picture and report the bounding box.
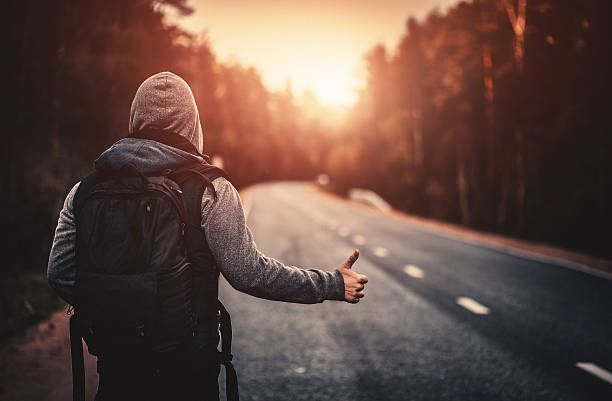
[201,179,368,304]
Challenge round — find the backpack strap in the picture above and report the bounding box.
[73,170,102,217]
[170,164,239,401]
[70,314,85,401]
[69,172,101,401]
[169,163,229,322]
[170,164,229,199]
[218,301,239,401]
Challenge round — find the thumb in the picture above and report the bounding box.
[342,249,360,270]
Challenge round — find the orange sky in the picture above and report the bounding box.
[165,0,460,107]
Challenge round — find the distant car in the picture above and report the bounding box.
[348,188,392,213]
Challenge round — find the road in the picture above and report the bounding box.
[217,182,612,401]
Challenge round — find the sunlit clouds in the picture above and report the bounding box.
[164,0,460,107]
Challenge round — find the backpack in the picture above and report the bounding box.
[69,162,239,401]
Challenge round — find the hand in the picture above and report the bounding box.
[337,249,368,303]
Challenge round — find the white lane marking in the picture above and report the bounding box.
[352,235,366,245]
[337,226,350,237]
[576,362,612,385]
[403,264,425,279]
[373,246,389,258]
[456,297,490,315]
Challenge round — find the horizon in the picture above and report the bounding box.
[163,0,461,107]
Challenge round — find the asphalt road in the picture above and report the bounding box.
[217,182,612,401]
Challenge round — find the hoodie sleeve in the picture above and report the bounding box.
[201,178,345,303]
[47,182,80,304]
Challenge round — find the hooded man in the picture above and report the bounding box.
[48,72,368,401]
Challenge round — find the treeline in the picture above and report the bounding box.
[328,0,611,257]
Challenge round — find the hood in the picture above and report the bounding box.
[128,71,204,154]
[94,138,202,174]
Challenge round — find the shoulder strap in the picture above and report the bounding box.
[70,314,85,401]
[218,301,239,401]
[169,163,228,321]
[169,163,229,232]
[73,170,102,217]
[70,170,99,401]
[170,163,229,199]
[171,165,240,400]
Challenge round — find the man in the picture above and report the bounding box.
[48,72,368,401]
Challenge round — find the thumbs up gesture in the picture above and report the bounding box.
[337,249,368,303]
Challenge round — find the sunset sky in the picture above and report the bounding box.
[165,0,460,107]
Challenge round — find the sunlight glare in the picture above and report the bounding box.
[275,59,358,107]
[165,0,463,108]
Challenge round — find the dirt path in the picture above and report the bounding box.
[0,309,98,401]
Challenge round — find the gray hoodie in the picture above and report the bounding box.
[47,72,345,305]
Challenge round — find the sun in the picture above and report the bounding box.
[307,72,358,107]
[265,55,359,108]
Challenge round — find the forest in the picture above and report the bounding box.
[2,0,610,336]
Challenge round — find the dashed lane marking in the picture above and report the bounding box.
[403,264,425,279]
[373,246,389,258]
[456,297,490,315]
[352,235,366,245]
[576,362,612,385]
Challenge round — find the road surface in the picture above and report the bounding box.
[217,182,612,401]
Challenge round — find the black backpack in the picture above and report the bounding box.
[69,162,238,401]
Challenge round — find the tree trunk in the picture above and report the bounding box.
[456,147,471,226]
[515,130,526,229]
[503,0,527,72]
